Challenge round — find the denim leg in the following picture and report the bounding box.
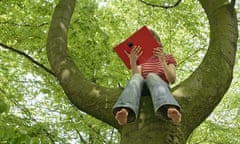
[145,73,181,119]
[112,73,144,123]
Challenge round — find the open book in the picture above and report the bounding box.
[113,25,160,69]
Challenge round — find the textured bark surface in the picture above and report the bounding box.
[46,0,238,143]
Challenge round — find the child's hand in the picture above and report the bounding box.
[153,47,165,62]
[125,46,143,64]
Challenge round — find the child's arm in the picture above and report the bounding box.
[153,47,176,84]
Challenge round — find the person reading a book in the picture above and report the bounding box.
[112,29,182,125]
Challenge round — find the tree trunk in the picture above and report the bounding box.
[46,0,238,143]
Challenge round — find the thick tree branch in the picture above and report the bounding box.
[47,0,120,127]
[174,0,238,137]
[139,0,182,9]
[0,43,55,77]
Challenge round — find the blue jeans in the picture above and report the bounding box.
[112,73,181,123]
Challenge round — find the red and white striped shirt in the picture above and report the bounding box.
[141,54,176,83]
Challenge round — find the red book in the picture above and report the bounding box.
[113,25,160,69]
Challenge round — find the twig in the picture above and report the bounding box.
[139,0,182,9]
[0,43,55,77]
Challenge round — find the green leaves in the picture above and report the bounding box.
[0,114,51,143]
[0,99,9,114]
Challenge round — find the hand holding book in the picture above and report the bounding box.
[153,47,165,62]
[124,46,143,65]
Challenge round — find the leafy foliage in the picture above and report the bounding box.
[0,0,239,143]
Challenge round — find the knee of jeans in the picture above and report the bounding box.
[146,73,162,82]
[146,73,157,79]
[133,73,143,79]
[132,74,144,84]
[147,73,166,82]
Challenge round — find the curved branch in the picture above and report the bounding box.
[0,43,55,77]
[46,0,119,127]
[139,0,182,9]
[173,1,238,137]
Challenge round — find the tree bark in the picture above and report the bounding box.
[46,0,238,143]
